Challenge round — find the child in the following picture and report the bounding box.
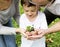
[19,0,48,47]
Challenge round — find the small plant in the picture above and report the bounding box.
[26,26,34,32]
[26,26,38,36]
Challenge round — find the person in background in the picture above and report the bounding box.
[0,0,21,47]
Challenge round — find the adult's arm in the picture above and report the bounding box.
[45,21,60,34]
[0,23,16,35]
[13,0,20,24]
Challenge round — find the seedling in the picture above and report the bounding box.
[26,26,34,32]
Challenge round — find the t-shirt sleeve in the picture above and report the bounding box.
[47,0,60,15]
[54,4,60,15]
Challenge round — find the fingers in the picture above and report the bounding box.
[23,29,45,40]
[38,31,42,35]
[27,35,39,40]
[27,35,41,40]
[27,31,45,40]
[25,31,32,36]
[22,32,28,38]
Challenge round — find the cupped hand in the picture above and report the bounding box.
[27,29,47,40]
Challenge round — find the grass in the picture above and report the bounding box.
[46,18,60,47]
[12,4,60,47]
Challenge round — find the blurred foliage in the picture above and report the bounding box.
[12,18,21,47]
[46,18,60,47]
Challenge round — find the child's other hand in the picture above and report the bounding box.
[31,31,38,35]
[26,29,46,40]
[25,31,32,36]
[26,31,38,40]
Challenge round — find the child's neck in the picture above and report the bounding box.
[26,14,38,22]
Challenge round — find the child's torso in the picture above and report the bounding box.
[20,12,48,47]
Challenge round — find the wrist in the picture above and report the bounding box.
[44,28,53,34]
[44,29,50,34]
[16,28,21,33]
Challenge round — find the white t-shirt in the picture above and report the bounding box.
[47,0,60,15]
[19,11,48,47]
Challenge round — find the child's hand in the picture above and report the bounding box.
[31,31,38,36]
[29,29,47,39]
[25,31,32,36]
[26,29,46,40]
[26,31,38,40]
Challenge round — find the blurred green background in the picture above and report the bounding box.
[12,3,60,47]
